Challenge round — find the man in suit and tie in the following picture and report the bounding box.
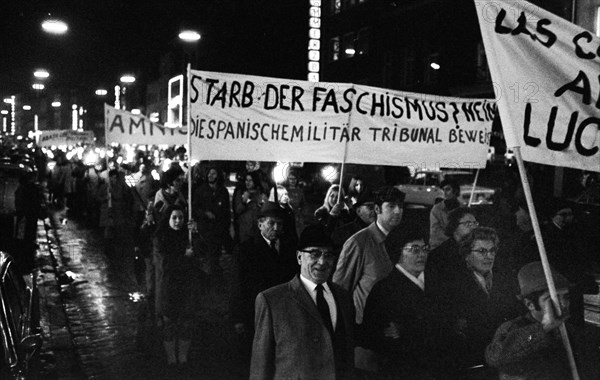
[250,225,355,380]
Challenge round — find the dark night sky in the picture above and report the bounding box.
[0,0,309,97]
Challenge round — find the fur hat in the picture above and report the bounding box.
[518,261,570,298]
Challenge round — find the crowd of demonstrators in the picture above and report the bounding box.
[28,145,599,378]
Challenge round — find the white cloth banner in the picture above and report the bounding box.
[105,104,187,146]
[475,0,600,172]
[189,70,495,168]
[38,130,95,147]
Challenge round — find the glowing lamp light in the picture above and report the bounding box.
[179,30,201,42]
[131,109,141,115]
[42,19,68,34]
[345,48,356,56]
[51,101,61,107]
[3,98,14,104]
[23,105,31,111]
[120,75,136,83]
[95,89,108,96]
[430,62,441,70]
[321,165,339,183]
[1,110,8,115]
[32,83,45,90]
[34,70,50,78]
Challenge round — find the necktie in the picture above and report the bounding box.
[269,240,278,253]
[316,284,334,335]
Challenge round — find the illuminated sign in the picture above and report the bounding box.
[308,0,321,82]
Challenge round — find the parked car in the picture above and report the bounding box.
[395,169,496,207]
[0,251,42,379]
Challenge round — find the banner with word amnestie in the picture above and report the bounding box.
[38,130,95,147]
[476,0,600,172]
[189,70,495,168]
[105,105,187,146]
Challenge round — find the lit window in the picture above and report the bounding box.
[424,53,440,86]
[342,33,355,58]
[329,37,340,61]
[331,0,341,15]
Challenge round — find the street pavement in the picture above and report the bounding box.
[36,208,247,379]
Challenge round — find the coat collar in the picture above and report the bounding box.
[367,222,387,244]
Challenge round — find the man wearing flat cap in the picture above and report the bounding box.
[486,261,600,380]
[332,186,405,373]
[232,202,298,346]
[250,225,354,380]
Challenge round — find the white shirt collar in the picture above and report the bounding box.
[376,220,390,236]
[299,274,330,294]
[395,263,425,291]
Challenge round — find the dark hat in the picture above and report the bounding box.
[518,261,570,298]
[298,224,334,250]
[354,190,376,208]
[374,186,405,206]
[440,178,460,193]
[258,201,286,219]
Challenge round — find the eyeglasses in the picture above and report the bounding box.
[403,244,430,254]
[459,221,479,228]
[302,249,337,260]
[471,247,497,256]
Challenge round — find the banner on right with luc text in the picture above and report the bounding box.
[475,0,600,172]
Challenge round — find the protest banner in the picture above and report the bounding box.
[189,70,495,168]
[476,0,600,172]
[104,104,187,146]
[38,130,95,147]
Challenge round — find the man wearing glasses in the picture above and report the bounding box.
[250,225,354,380]
[332,186,405,374]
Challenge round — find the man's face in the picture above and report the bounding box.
[443,185,458,200]
[530,288,570,320]
[356,203,376,224]
[207,169,218,184]
[465,239,496,275]
[376,201,403,230]
[258,216,283,241]
[454,214,478,240]
[297,247,336,284]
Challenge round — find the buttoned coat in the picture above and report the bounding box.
[332,222,393,324]
[250,275,355,380]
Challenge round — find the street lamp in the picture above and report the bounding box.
[41,19,68,35]
[34,69,50,79]
[178,30,201,42]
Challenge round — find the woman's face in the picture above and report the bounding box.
[355,179,363,194]
[245,175,255,190]
[169,210,185,231]
[287,175,297,186]
[466,239,497,275]
[207,169,218,183]
[327,190,339,207]
[399,239,429,277]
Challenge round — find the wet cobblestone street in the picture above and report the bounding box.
[36,209,247,379]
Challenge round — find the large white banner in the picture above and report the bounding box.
[189,70,495,168]
[38,130,95,147]
[105,105,187,146]
[476,0,600,172]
